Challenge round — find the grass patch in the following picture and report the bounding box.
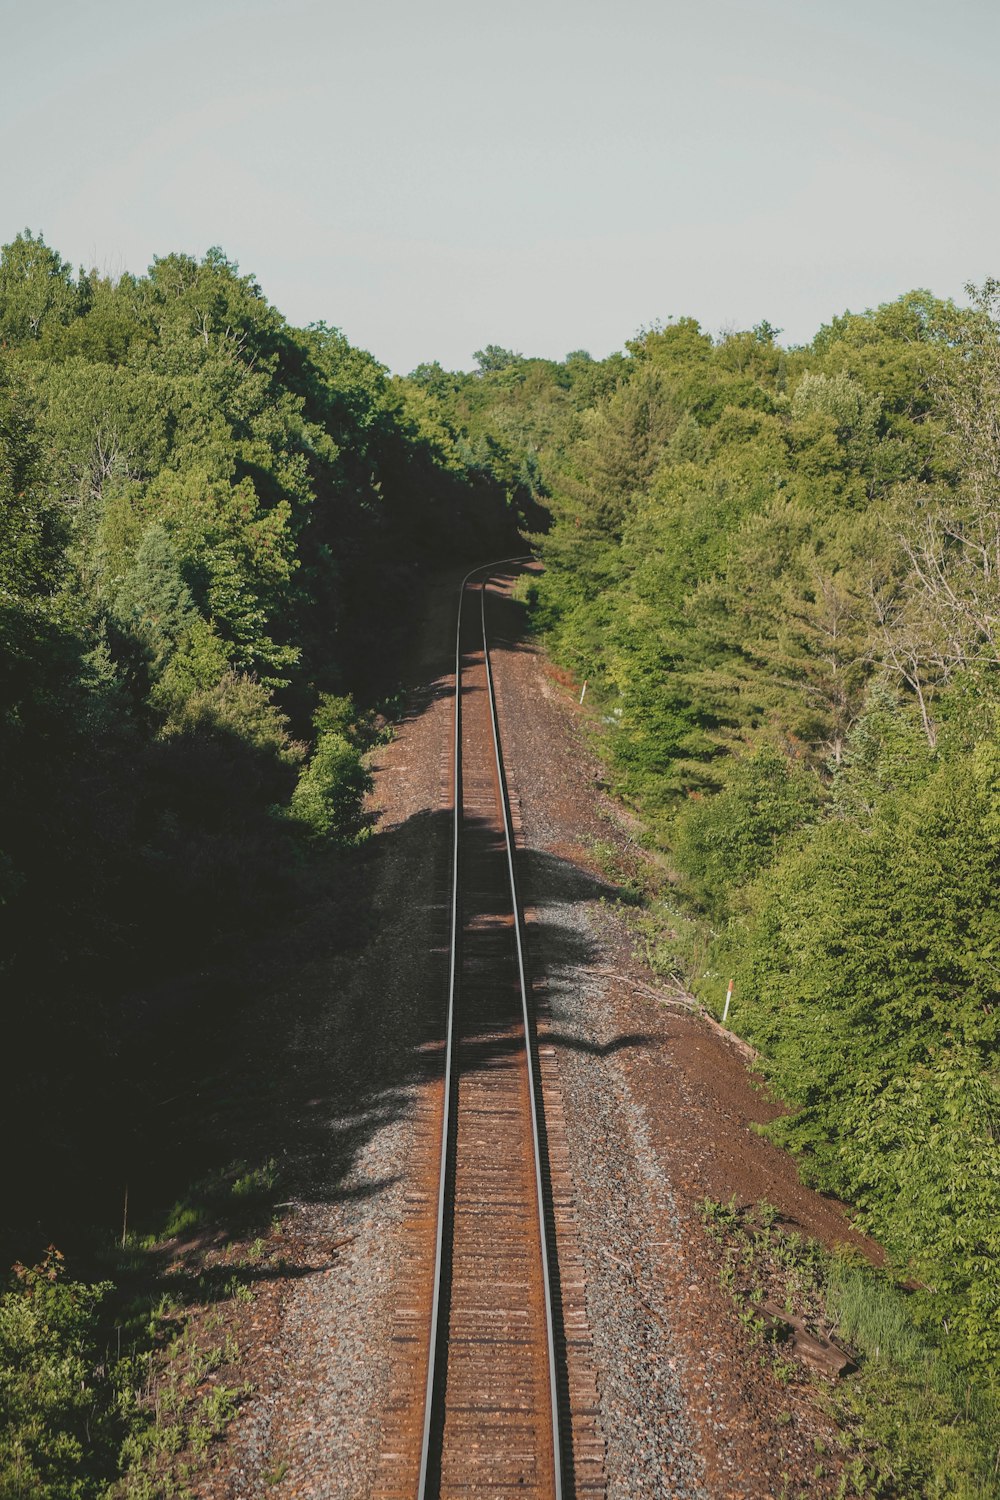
[157,1159,278,1244]
[509,573,539,617]
[630,890,721,1004]
[587,836,649,907]
[699,1198,1000,1498]
[826,1258,1000,1499]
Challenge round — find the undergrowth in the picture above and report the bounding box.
[585,829,730,1012]
[0,1159,280,1498]
[699,1198,1000,1498]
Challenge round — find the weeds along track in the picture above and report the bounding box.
[375,563,573,1499]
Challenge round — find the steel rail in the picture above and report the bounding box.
[479,572,564,1500]
[415,560,476,1500]
[416,555,560,1500]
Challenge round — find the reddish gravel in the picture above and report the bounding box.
[176,562,879,1499]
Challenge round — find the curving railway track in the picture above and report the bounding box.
[375,561,574,1499]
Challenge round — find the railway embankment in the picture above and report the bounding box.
[159,563,882,1498]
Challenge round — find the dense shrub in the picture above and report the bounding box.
[0,1253,117,1499]
[523,289,1000,1438]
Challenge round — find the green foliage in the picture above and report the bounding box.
[532,295,965,800]
[0,235,521,1371]
[670,743,822,920]
[826,1257,1000,1498]
[732,743,1000,1378]
[0,370,65,607]
[0,233,516,993]
[288,699,372,843]
[159,669,300,762]
[524,287,1000,1444]
[133,469,300,685]
[830,681,934,818]
[474,344,524,374]
[160,1158,279,1240]
[110,522,198,671]
[0,1159,283,1498]
[701,1201,999,1496]
[0,1251,116,1499]
[0,231,78,345]
[11,229,1000,1488]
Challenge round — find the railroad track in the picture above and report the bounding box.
[375,561,569,1498]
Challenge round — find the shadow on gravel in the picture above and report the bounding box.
[542,1031,658,1058]
[520,845,620,907]
[12,559,631,1329]
[104,827,623,1300]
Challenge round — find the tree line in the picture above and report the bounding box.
[422,300,1000,1489]
[0,232,536,1493]
[0,232,527,1243]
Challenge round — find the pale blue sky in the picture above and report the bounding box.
[3,0,999,371]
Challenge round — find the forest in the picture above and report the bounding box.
[0,229,533,1196]
[3,229,1000,1494]
[417,304,1000,1490]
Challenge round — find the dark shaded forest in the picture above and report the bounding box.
[1,230,533,1215]
[0,234,532,1494]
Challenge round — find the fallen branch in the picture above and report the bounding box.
[588,967,700,1010]
[755,1299,856,1379]
[588,966,761,1062]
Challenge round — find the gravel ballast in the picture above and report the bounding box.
[202,564,876,1498]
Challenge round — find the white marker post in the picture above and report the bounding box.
[722,978,734,1026]
[579,680,588,705]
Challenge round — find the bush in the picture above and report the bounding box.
[733,748,1000,1380]
[0,1251,116,1499]
[669,741,822,920]
[827,1255,1000,1498]
[284,693,375,843]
